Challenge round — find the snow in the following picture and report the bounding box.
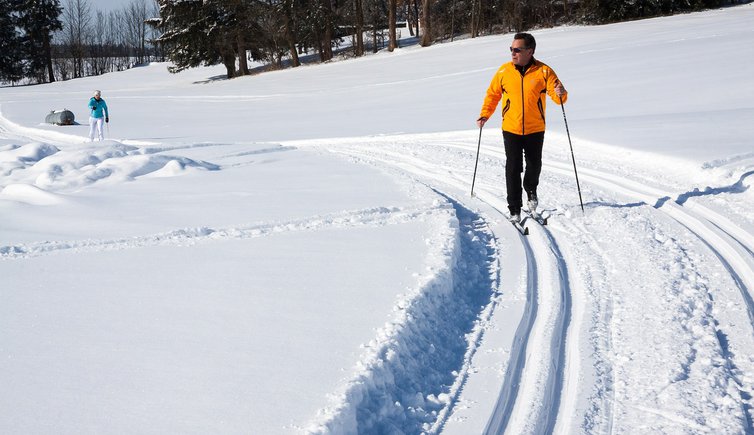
[2,4,754,434]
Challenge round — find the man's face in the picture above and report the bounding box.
[510,38,533,66]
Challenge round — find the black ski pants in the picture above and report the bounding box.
[503,131,544,214]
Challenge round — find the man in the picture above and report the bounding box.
[88,90,109,141]
[477,32,567,223]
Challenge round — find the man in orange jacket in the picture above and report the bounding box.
[477,32,567,223]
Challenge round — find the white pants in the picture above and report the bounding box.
[89,117,105,141]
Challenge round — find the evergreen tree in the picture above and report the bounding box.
[151,0,247,79]
[0,0,24,83]
[151,1,220,76]
[17,0,63,83]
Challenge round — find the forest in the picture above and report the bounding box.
[0,0,748,84]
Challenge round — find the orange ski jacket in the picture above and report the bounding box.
[479,59,567,135]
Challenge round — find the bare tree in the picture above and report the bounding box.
[89,10,109,75]
[61,0,92,78]
[109,10,130,71]
[124,0,150,65]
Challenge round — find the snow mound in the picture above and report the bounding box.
[0,140,219,193]
[0,142,60,176]
[141,159,190,177]
[0,183,65,205]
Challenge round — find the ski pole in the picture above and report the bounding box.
[559,94,585,214]
[470,125,483,196]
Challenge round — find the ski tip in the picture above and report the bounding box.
[523,227,530,235]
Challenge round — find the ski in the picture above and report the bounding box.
[524,210,548,226]
[510,219,529,235]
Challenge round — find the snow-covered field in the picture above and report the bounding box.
[2,5,753,434]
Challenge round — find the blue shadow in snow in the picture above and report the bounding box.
[675,170,753,206]
[587,200,647,209]
[344,189,500,434]
[655,196,673,208]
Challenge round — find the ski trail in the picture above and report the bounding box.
[458,137,753,432]
[539,159,754,433]
[308,141,573,435]
[431,138,754,329]
[543,160,754,328]
[483,233,537,435]
[537,229,573,435]
[492,222,571,435]
[0,109,84,146]
[1,204,445,259]
[555,217,617,435]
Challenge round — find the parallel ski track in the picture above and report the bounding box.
[541,160,754,328]
[317,144,573,435]
[485,225,572,435]
[428,139,754,431]
[438,140,754,328]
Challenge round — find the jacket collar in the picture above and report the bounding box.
[515,58,537,75]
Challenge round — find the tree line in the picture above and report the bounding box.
[1,0,161,85]
[151,0,748,79]
[1,0,749,85]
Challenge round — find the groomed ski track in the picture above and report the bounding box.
[300,138,576,434]
[295,129,754,434]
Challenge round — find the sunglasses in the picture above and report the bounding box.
[510,46,530,53]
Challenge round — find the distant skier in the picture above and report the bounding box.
[476,33,567,223]
[88,90,109,141]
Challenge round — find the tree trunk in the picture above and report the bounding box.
[354,0,364,56]
[420,0,432,47]
[450,0,456,41]
[318,0,334,62]
[283,0,300,67]
[237,33,249,76]
[388,0,397,51]
[412,0,420,37]
[470,0,481,37]
[222,50,236,79]
[43,34,55,82]
[405,1,414,36]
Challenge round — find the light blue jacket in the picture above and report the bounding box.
[89,97,109,119]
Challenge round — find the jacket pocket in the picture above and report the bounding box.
[537,98,545,121]
[502,99,511,118]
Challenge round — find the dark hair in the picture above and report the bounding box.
[514,32,536,52]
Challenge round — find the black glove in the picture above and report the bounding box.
[105,117,109,123]
[90,106,96,110]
